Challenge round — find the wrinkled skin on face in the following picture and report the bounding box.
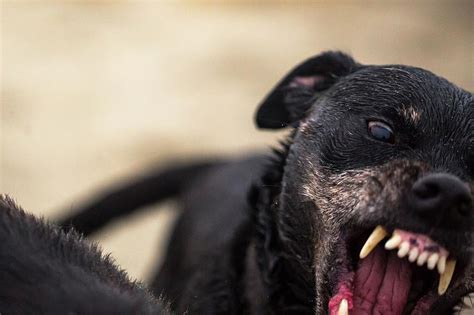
[256,56,473,314]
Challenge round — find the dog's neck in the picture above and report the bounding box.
[247,138,316,314]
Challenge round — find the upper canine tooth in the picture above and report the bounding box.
[417,252,429,266]
[384,233,402,250]
[360,225,388,259]
[397,241,410,258]
[338,298,349,315]
[408,247,419,262]
[427,253,440,270]
[438,259,456,295]
[437,255,447,274]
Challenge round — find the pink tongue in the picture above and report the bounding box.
[353,246,412,315]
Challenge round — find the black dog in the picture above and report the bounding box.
[59,52,473,314]
[0,195,168,314]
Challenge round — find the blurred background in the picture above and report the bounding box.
[1,1,473,283]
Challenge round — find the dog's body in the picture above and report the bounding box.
[60,52,473,314]
[0,196,168,314]
[60,155,269,312]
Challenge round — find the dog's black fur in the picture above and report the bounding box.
[0,195,168,314]
[59,52,473,314]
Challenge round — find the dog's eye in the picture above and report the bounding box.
[368,121,395,144]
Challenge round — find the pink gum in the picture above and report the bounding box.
[395,229,449,257]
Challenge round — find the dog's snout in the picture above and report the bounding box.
[411,173,472,224]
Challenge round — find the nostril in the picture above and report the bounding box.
[411,173,472,223]
[454,193,472,218]
[411,180,443,215]
[413,181,440,200]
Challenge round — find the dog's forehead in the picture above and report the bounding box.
[298,65,473,175]
[322,65,473,122]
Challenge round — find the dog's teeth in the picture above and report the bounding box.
[437,255,447,274]
[408,247,419,262]
[337,298,349,315]
[427,253,439,270]
[384,233,402,250]
[359,225,388,259]
[462,294,474,308]
[397,241,410,258]
[417,251,429,266]
[438,259,456,295]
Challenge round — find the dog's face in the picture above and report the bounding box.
[256,52,473,314]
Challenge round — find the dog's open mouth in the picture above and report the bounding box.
[328,225,466,315]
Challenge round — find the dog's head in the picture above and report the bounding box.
[254,52,473,314]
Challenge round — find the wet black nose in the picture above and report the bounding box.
[411,173,472,224]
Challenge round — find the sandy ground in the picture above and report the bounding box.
[2,0,473,297]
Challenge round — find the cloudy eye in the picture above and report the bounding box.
[368,121,395,144]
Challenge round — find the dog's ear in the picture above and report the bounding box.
[255,51,359,129]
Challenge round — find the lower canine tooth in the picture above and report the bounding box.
[384,233,402,250]
[338,298,349,315]
[397,241,410,258]
[427,253,439,270]
[417,252,429,266]
[359,225,388,259]
[438,259,456,295]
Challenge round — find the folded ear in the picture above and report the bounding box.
[255,51,359,129]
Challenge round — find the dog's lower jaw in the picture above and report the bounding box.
[313,234,353,315]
